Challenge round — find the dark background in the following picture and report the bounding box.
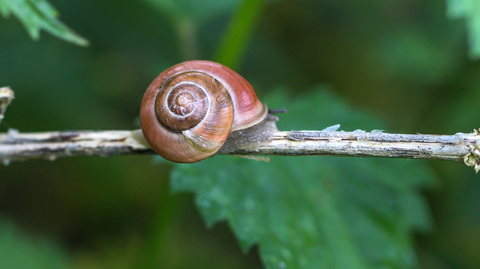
[1,0,480,268]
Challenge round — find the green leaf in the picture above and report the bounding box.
[446,0,480,59]
[142,0,240,25]
[171,88,435,268]
[0,0,88,46]
[0,218,69,269]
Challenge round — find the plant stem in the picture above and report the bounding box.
[2,87,479,171]
[214,0,265,69]
[1,127,479,172]
[176,17,199,60]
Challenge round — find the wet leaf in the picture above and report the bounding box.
[171,88,435,268]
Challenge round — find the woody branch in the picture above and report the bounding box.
[1,87,479,172]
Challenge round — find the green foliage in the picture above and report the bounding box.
[141,0,242,60]
[446,0,480,59]
[172,89,434,269]
[0,0,88,46]
[0,218,69,269]
[1,0,478,268]
[142,0,240,24]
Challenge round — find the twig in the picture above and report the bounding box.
[0,129,153,165]
[0,87,14,125]
[228,129,480,172]
[1,87,479,172]
[0,127,479,172]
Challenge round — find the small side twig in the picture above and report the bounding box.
[0,87,14,125]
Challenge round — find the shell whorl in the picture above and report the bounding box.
[140,60,267,163]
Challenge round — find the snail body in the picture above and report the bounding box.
[140,60,268,163]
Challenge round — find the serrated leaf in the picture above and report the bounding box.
[0,218,69,269]
[142,0,240,24]
[446,0,480,59]
[0,0,88,46]
[171,88,435,268]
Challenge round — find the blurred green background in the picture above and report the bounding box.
[1,0,480,268]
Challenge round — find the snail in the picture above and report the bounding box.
[139,60,268,163]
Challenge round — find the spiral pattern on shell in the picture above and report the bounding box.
[140,60,267,163]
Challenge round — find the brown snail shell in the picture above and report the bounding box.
[139,60,268,163]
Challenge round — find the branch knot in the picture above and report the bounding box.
[0,87,14,125]
[463,129,480,173]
